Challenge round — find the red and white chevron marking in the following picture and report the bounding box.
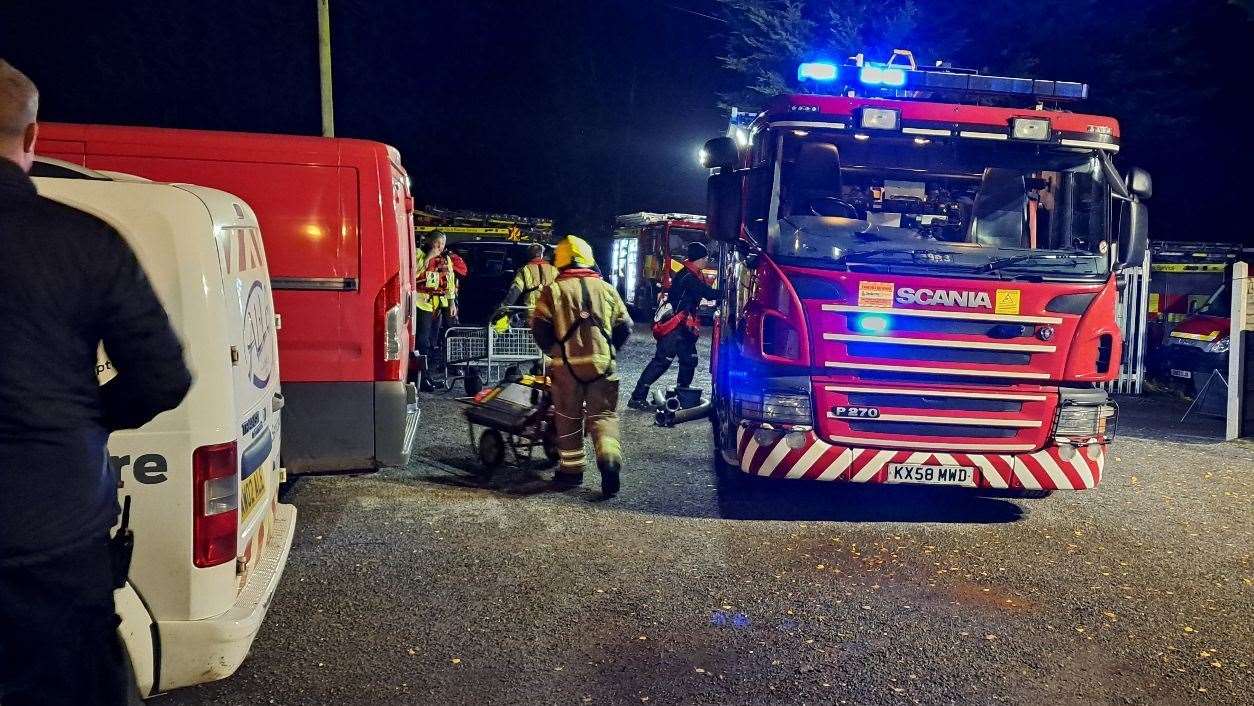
[734,426,1104,490]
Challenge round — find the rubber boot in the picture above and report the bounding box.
[599,460,621,498]
[551,472,583,489]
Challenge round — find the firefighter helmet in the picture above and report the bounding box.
[554,235,595,269]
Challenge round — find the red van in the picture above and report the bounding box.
[38,123,419,474]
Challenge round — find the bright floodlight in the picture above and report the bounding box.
[798,62,839,81]
[1011,117,1051,141]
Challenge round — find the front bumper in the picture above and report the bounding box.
[732,424,1105,491]
[156,503,297,691]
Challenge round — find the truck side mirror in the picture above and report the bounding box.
[1118,198,1148,268]
[700,137,739,171]
[706,170,743,243]
[1127,167,1152,200]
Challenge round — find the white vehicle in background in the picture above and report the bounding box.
[33,159,296,698]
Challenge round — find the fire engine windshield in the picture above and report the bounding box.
[762,129,1113,279]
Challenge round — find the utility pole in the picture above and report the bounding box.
[317,0,335,137]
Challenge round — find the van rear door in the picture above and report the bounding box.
[185,187,282,579]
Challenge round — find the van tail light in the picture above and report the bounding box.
[744,259,811,366]
[378,274,407,380]
[192,441,238,569]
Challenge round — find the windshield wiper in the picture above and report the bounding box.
[976,253,1080,273]
[845,248,967,266]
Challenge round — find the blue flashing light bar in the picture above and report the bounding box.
[795,55,1089,102]
[798,62,839,82]
[855,314,890,335]
[859,64,907,88]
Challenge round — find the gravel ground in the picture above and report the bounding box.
[167,326,1253,706]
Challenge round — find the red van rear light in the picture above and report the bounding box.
[378,274,407,381]
[192,441,238,569]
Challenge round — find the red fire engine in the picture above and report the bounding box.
[703,51,1151,492]
[611,212,714,316]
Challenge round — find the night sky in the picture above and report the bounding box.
[1,1,1249,243]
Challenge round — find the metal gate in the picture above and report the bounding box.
[1106,248,1151,395]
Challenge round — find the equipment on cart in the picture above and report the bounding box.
[461,372,560,471]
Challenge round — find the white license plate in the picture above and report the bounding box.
[887,463,976,487]
[1170,368,1192,379]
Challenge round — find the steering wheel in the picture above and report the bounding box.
[809,197,860,219]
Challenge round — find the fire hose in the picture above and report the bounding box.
[655,397,713,427]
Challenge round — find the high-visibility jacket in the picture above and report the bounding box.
[507,258,559,310]
[532,270,633,383]
[416,251,457,312]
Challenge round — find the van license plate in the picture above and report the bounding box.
[240,470,267,519]
[1170,368,1192,379]
[887,463,976,487]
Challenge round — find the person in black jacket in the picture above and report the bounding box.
[628,241,720,409]
[0,59,192,706]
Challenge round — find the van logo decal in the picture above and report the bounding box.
[895,287,992,309]
[244,280,276,389]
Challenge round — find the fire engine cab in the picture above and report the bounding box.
[703,51,1151,492]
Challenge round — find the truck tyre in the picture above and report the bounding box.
[710,405,752,490]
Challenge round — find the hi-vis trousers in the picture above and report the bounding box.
[549,367,622,477]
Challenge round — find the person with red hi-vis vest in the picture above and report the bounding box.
[415,230,458,391]
[628,240,720,408]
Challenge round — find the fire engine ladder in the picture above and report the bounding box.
[1106,248,1151,395]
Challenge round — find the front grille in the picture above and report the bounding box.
[844,343,1031,365]
[846,393,1022,412]
[842,316,1030,337]
[847,421,1019,438]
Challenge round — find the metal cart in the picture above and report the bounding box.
[443,306,545,395]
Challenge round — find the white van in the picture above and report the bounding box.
[33,161,296,698]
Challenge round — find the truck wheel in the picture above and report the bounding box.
[478,429,506,469]
[709,406,746,485]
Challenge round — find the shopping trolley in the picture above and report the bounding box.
[443,306,545,395]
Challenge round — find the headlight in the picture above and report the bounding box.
[735,390,813,426]
[1203,337,1230,354]
[1055,403,1117,438]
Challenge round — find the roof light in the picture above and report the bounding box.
[1011,117,1052,141]
[798,62,839,81]
[860,107,900,130]
[860,64,906,87]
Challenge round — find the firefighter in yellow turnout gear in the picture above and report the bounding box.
[494,242,558,333]
[506,242,558,310]
[532,236,633,497]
